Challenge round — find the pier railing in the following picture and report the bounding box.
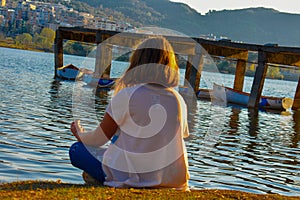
[54,26,300,110]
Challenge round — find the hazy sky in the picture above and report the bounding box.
[171,0,300,15]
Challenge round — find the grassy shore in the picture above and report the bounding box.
[0,180,299,200]
[0,41,48,52]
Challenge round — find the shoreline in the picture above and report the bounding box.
[0,180,299,199]
[0,42,51,53]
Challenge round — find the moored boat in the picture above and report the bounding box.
[57,64,80,80]
[57,64,116,88]
[212,83,293,110]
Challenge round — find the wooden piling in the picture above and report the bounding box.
[94,44,112,78]
[233,59,247,91]
[54,29,63,79]
[185,45,203,93]
[184,56,192,83]
[248,50,268,108]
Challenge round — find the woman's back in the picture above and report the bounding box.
[103,84,189,190]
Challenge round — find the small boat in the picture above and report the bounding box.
[212,83,293,110]
[57,64,113,87]
[81,72,116,88]
[57,64,80,80]
[56,63,116,88]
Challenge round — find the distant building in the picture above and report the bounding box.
[0,0,135,35]
[93,17,117,31]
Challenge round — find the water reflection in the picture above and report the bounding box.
[247,108,260,137]
[187,104,300,195]
[226,106,260,136]
[49,80,61,97]
[94,88,111,121]
[227,106,300,148]
[228,107,241,135]
[292,110,300,148]
[48,80,73,120]
[184,97,199,134]
[94,87,110,106]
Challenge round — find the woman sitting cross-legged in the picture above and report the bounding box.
[69,36,190,191]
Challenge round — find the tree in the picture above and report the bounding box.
[267,66,284,79]
[63,41,95,56]
[33,34,48,49]
[15,33,32,46]
[40,28,55,42]
[33,28,55,50]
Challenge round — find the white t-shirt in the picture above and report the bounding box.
[102,84,189,190]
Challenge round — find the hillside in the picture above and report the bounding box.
[69,0,206,34]
[71,0,300,46]
[203,8,300,46]
[10,0,300,46]
[74,0,205,33]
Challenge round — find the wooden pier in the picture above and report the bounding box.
[54,26,300,110]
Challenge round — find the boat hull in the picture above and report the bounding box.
[213,83,293,110]
[57,64,79,80]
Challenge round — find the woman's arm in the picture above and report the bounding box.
[71,113,118,147]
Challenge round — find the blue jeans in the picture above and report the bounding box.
[69,142,106,183]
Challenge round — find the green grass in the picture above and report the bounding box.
[0,180,299,200]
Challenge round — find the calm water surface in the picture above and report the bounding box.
[0,47,300,196]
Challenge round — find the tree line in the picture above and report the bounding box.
[0,27,95,56]
[0,28,55,52]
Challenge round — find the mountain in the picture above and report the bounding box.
[57,0,300,46]
[203,7,300,46]
[74,0,206,34]
[73,0,300,46]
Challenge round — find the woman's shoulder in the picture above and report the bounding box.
[111,85,147,102]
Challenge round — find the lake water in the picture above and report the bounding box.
[0,47,300,196]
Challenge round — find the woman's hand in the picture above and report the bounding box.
[69,113,118,146]
[70,120,85,142]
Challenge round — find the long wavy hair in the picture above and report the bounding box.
[114,36,179,95]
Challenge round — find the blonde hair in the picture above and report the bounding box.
[114,36,179,95]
